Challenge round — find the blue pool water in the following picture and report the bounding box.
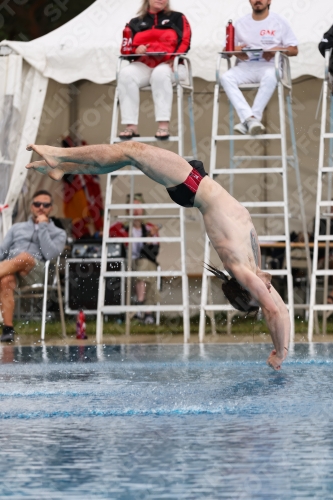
[1,342,333,499]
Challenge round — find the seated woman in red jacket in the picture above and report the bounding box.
[118,0,191,140]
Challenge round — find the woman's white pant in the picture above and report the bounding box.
[220,62,278,123]
[118,61,187,124]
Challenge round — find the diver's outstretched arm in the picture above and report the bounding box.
[232,265,289,370]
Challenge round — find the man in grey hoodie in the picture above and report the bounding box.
[0,190,66,342]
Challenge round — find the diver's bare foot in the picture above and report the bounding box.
[26,159,98,180]
[25,160,65,181]
[26,160,50,172]
[48,168,65,181]
[26,144,62,169]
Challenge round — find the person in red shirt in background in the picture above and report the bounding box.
[109,194,160,325]
[118,0,191,140]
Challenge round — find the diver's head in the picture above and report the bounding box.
[204,263,259,315]
[221,278,259,314]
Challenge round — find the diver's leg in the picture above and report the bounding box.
[26,142,193,187]
[26,143,138,171]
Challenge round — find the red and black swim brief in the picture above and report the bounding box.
[166,160,208,208]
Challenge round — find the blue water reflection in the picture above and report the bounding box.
[1,343,333,498]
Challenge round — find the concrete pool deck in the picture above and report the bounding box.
[6,332,333,347]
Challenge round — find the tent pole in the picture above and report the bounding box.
[2,69,48,235]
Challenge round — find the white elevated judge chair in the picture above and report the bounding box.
[308,49,333,340]
[199,51,310,343]
[96,55,197,342]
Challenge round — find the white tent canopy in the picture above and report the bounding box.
[0,0,331,234]
[1,0,331,83]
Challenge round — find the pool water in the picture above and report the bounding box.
[1,343,333,499]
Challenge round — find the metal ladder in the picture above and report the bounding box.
[308,49,333,340]
[199,51,310,343]
[96,56,197,343]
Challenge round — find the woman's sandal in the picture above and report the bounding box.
[119,127,140,140]
[155,127,170,140]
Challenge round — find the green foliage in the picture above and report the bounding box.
[0,0,96,42]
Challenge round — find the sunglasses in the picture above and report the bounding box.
[32,201,52,208]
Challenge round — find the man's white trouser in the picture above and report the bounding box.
[118,61,187,124]
[220,62,277,123]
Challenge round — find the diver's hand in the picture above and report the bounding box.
[267,349,285,371]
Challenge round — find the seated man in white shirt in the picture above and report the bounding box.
[220,0,298,136]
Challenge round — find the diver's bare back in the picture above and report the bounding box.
[196,178,259,274]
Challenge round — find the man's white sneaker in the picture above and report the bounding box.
[247,118,265,136]
[234,122,248,135]
[144,314,155,325]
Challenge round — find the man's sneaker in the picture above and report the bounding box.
[1,325,15,342]
[144,314,155,325]
[234,122,248,135]
[133,311,145,322]
[246,118,265,136]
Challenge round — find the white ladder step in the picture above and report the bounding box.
[104,237,181,243]
[204,303,291,311]
[102,271,183,278]
[205,268,288,278]
[321,167,333,173]
[251,213,285,218]
[258,235,286,242]
[314,270,333,276]
[106,203,177,210]
[112,136,179,143]
[319,201,333,207]
[317,235,333,241]
[101,305,186,313]
[242,201,285,208]
[233,155,294,161]
[312,304,333,311]
[117,215,180,220]
[214,168,283,175]
[266,269,289,276]
[214,134,282,141]
[109,170,143,176]
[323,133,333,139]
[203,305,235,311]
